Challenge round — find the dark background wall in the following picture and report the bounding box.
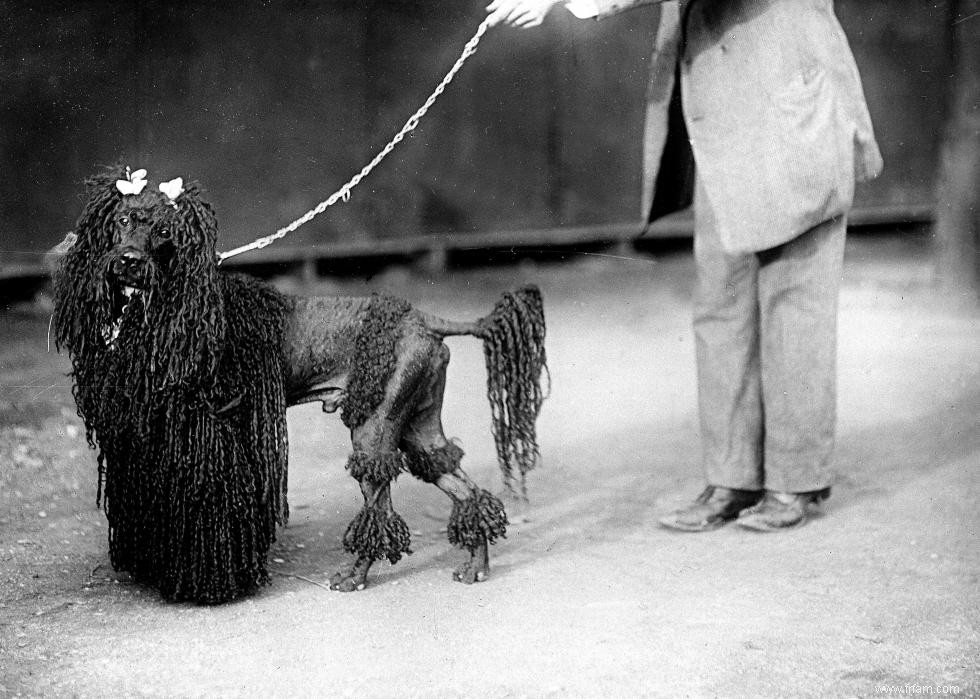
[0,0,950,258]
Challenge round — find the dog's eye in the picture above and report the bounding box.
[117,215,131,228]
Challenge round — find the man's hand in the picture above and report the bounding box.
[485,0,562,28]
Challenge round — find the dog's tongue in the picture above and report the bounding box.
[105,288,139,346]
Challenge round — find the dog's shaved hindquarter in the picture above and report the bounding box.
[284,296,367,408]
[283,296,511,590]
[53,165,547,603]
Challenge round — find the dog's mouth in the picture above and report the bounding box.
[120,284,141,299]
[108,251,151,308]
[110,270,146,318]
[104,270,148,347]
[103,287,140,347]
[111,251,150,288]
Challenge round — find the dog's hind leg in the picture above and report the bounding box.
[401,344,508,584]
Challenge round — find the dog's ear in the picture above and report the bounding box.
[53,165,128,355]
[152,181,227,387]
[71,164,130,260]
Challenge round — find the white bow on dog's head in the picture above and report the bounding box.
[159,177,184,204]
[116,167,148,196]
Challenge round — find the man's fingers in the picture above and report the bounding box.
[513,10,543,27]
[485,0,509,26]
[486,0,548,28]
[516,16,544,27]
[486,0,525,26]
[499,3,527,25]
[486,7,509,26]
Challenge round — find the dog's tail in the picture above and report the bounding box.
[426,286,548,496]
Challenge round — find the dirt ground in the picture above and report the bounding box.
[1,237,977,698]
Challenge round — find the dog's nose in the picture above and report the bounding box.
[113,251,145,275]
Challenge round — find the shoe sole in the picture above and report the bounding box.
[657,516,732,533]
[735,516,807,532]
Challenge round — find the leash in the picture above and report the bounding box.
[218,17,493,264]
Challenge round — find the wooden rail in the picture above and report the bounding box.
[0,203,935,292]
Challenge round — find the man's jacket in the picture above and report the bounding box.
[579,0,883,253]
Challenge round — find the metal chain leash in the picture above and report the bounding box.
[218,17,493,263]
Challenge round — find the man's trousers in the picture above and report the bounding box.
[692,183,846,493]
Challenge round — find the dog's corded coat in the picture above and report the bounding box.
[55,169,292,603]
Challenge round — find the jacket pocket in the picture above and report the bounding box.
[773,66,828,112]
[768,64,855,235]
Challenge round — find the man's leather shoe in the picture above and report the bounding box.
[735,488,831,532]
[658,486,763,532]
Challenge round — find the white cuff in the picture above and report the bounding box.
[565,0,600,19]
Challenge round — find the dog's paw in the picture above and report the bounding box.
[329,559,371,592]
[452,558,489,585]
[329,574,367,592]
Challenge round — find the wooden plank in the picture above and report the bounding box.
[0,263,48,282]
[848,202,935,226]
[1,204,937,284]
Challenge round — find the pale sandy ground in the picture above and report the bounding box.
[1,237,977,698]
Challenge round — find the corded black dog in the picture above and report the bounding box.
[53,166,547,604]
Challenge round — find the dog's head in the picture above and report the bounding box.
[54,165,226,387]
[105,188,177,294]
